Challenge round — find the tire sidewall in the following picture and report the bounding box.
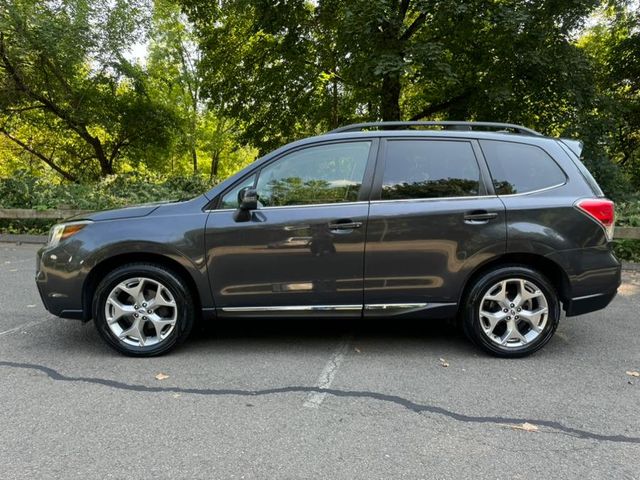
[463,266,560,358]
[93,264,194,356]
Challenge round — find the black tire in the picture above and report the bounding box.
[93,263,194,357]
[462,265,560,358]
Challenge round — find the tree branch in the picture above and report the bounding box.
[0,128,77,182]
[400,12,426,42]
[409,90,474,121]
[0,32,111,174]
[4,105,45,114]
[399,0,411,21]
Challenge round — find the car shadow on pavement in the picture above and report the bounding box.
[189,316,467,351]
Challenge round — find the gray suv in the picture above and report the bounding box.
[35,121,621,357]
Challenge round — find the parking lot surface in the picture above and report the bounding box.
[1,243,639,479]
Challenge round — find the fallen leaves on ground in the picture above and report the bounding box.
[626,371,640,377]
[510,422,539,432]
[354,347,361,353]
[439,358,449,367]
[155,373,169,381]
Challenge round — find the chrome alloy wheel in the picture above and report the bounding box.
[478,278,549,348]
[105,277,178,347]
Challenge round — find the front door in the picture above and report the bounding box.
[205,139,377,317]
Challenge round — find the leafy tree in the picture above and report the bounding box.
[180,0,604,152]
[0,0,175,180]
[147,0,256,178]
[574,3,639,197]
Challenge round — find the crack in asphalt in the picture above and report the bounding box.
[2,360,639,445]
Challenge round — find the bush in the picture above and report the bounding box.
[0,172,215,235]
[0,171,213,211]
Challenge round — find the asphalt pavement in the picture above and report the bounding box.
[1,242,639,479]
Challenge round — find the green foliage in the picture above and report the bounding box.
[0,0,177,179]
[613,240,640,263]
[616,201,640,227]
[0,0,256,182]
[574,5,640,196]
[180,0,606,152]
[0,171,212,211]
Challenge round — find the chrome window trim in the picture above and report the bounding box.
[369,195,496,205]
[495,182,566,197]
[207,200,369,213]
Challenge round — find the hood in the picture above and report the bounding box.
[64,201,174,222]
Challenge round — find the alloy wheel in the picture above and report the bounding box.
[478,278,549,348]
[105,277,178,347]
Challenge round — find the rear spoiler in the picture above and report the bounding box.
[559,138,583,158]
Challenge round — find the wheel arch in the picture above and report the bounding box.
[458,253,571,315]
[82,252,204,322]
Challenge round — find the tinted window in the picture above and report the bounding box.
[381,140,480,200]
[219,174,256,209]
[480,140,566,195]
[255,142,370,207]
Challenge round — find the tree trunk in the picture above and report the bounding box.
[192,146,198,174]
[209,150,220,182]
[331,75,339,129]
[381,72,401,121]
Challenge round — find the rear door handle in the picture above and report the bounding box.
[464,211,498,224]
[328,220,363,231]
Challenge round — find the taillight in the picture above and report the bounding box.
[575,198,615,241]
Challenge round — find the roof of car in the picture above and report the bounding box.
[327,121,543,136]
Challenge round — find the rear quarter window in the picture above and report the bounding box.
[480,140,566,195]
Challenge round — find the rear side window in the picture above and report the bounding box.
[480,140,566,195]
[381,140,480,200]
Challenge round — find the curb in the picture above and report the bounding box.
[0,234,48,244]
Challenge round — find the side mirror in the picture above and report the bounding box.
[233,187,258,222]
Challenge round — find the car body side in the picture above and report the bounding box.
[35,130,621,322]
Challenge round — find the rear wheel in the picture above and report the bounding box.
[93,263,194,356]
[462,266,560,358]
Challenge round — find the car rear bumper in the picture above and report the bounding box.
[565,289,619,317]
[546,246,621,317]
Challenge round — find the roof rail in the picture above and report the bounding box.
[328,121,543,136]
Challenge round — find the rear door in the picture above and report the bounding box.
[363,137,506,317]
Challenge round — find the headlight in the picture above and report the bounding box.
[48,221,91,247]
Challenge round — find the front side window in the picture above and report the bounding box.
[381,140,481,200]
[480,140,566,195]
[255,142,370,207]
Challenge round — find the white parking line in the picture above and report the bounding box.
[303,335,353,409]
[0,318,51,337]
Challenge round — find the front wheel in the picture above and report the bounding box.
[93,263,194,357]
[462,266,560,358]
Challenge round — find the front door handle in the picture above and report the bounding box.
[328,220,363,231]
[464,210,498,224]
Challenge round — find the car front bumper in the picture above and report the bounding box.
[36,245,87,320]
